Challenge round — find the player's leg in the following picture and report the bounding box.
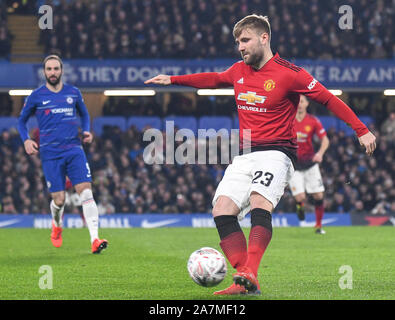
[213,196,246,271]
[51,191,66,227]
[233,151,294,293]
[289,170,306,221]
[212,156,251,295]
[42,158,67,247]
[213,196,248,295]
[294,192,306,221]
[67,150,107,253]
[74,182,108,253]
[49,191,66,248]
[312,192,325,234]
[305,164,325,233]
[232,192,272,294]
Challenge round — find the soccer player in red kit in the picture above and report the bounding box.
[145,15,376,295]
[289,95,330,234]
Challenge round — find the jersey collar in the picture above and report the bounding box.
[251,52,279,72]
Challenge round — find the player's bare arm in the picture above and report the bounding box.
[144,74,171,85]
[82,131,93,144]
[358,131,376,156]
[24,139,39,155]
[312,136,330,163]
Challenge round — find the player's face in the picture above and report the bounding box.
[298,95,309,112]
[44,59,62,86]
[236,28,265,67]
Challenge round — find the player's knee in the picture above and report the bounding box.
[79,188,94,203]
[52,194,65,207]
[250,192,273,212]
[295,193,306,203]
[313,192,324,201]
[212,196,239,217]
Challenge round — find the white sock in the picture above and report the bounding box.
[50,200,64,227]
[80,189,99,243]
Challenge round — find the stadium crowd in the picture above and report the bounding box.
[31,0,394,60]
[0,2,12,59]
[1,115,394,215]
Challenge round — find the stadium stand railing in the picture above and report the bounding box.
[1,116,375,136]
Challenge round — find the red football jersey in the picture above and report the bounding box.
[171,53,368,164]
[294,114,327,167]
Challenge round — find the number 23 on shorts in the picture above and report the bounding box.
[252,171,274,187]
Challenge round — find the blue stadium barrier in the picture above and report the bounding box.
[233,117,239,129]
[0,117,18,133]
[198,116,232,137]
[164,116,197,134]
[92,116,126,136]
[336,116,374,136]
[127,116,162,131]
[359,116,375,128]
[318,116,338,130]
[0,115,376,137]
[0,213,352,228]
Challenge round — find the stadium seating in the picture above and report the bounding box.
[318,116,338,131]
[198,116,233,137]
[233,117,239,129]
[0,116,18,132]
[163,116,197,135]
[335,116,374,135]
[92,116,126,136]
[2,115,375,137]
[127,116,162,131]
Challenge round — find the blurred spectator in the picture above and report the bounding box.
[1,114,394,215]
[350,200,366,215]
[5,0,35,15]
[380,112,395,142]
[0,1,13,59]
[1,195,17,214]
[0,25,12,58]
[38,0,394,60]
[97,196,116,215]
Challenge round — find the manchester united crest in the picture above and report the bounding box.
[263,79,275,91]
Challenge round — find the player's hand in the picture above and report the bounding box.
[358,131,376,156]
[144,74,171,85]
[82,131,93,144]
[312,153,323,163]
[24,139,39,155]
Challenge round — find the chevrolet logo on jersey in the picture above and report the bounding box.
[237,91,266,105]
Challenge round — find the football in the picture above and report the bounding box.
[187,247,227,287]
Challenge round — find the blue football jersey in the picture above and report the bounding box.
[18,84,90,160]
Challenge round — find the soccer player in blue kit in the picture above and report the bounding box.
[18,55,108,254]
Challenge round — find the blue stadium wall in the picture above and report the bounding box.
[0,213,394,228]
[0,59,394,89]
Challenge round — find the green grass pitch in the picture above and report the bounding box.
[0,226,394,300]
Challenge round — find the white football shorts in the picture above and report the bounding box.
[212,150,294,220]
[288,163,325,196]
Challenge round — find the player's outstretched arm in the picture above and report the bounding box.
[358,131,376,156]
[144,75,171,86]
[24,139,39,155]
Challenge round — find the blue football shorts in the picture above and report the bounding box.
[42,148,92,193]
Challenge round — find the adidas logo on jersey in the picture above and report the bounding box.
[237,77,244,84]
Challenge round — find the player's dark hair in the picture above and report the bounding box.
[233,14,271,41]
[43,54,63,70]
